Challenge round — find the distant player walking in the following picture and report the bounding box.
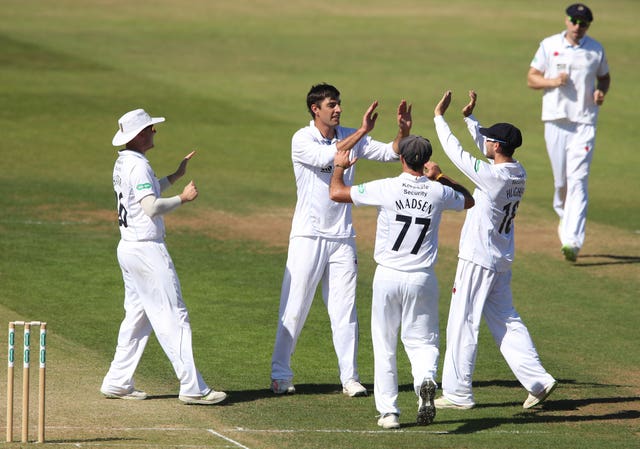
[433,91,557,410]
[330,136,474,429]
[101,108,226,405]
[270,83,412,396]
[527,3,610,262]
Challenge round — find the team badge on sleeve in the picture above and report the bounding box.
[136,183,152,190]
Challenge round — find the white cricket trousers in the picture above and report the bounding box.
[441,260,555,406]
[271,236,359,385]
[372,265,439,416]
[101,240,209,397]
[544,120,597,249]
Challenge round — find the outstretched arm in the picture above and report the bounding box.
[139,180,198,218]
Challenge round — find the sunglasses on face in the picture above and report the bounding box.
[569,16,590,28]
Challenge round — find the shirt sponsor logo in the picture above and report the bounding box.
[136,183,152,190]
[474,160,481,172]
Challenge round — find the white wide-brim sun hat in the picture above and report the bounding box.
[112,108,165,146]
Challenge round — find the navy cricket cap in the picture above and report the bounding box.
[399,135,432,166]
[566,3,593,22]
[479,123,522,149]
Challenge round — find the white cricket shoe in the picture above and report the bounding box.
[271,379,296,395]
[523,381,557,409]
[101,389,148,400]
[416,379,436,425]
[377,413,400,429]
[434,396,475,410]
[342,380,368,397]
[179,389,227,405]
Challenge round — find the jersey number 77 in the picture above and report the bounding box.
[392,214,431,255]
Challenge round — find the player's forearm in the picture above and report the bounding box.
[596,73,610,94]
[527,70,563,90]
[159,176,171,192]
[391,128,407,154]
[436,175,475,209]
[336,128,367,153]
[329,167,353,203]
[140,194,182,218]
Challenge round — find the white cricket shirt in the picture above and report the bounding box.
[113,150,165,242]
[530,31,609,125]
[435,115,526,272]
[350,172,465,271]
[289,121,399,239]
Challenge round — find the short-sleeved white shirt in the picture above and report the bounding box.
[113,150,165,242]
[350,172,465,271]
[530,31,609,125]
[435,115,526,272]
[289,121,399,239]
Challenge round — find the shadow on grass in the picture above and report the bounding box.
[399,377,640,432]
[422,408,640,433]
[222,383,366,403]
[574,253,640,266]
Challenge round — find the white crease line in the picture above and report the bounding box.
[207,429,252,449]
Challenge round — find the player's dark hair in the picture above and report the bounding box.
[307,83,340,119]
[500,145,516,157]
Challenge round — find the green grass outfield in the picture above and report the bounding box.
[1,0,638,448]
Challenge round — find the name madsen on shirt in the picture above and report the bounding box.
[396,183,433,213]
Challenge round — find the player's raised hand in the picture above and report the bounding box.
[462,90,477,117]
[169,150,196,184]
[397,99,413,136]
[435,91,452,117]
[180,180,198,203]
[361,101,379,133]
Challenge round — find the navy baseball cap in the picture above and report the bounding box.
[566,3,593,22]
[479,123,522,149]
[399,135,432,165]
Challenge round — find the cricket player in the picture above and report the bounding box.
[432,91,557,410]
[330,136,474,429]
[270,83,412,396]
[101,108,226,405]
[527,3,611,262]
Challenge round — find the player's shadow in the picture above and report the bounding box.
[224,383,356,403]
[574,253,640,266]
[403,409,640,432]
[400,378,640,431]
